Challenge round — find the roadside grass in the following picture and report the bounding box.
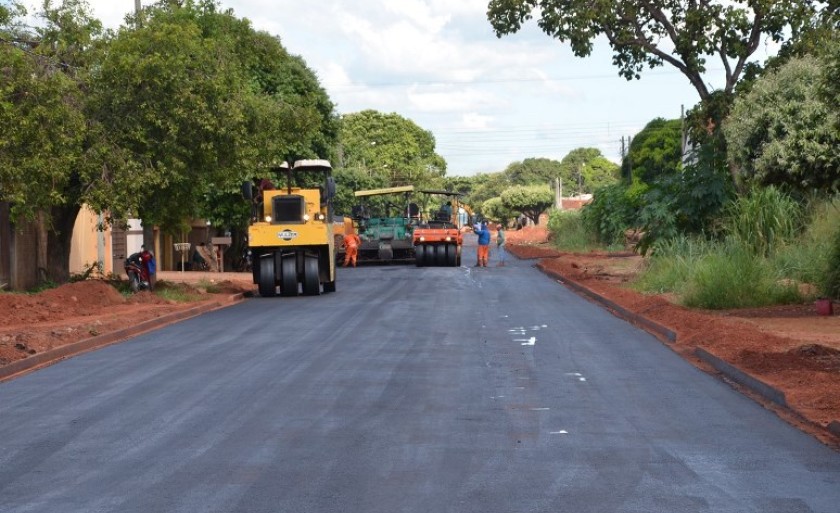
[632,236,714,294]
[772,196,840,297]
[196,279,222,294]
[154,281,203,302]
[547,209,604,252]
[680,240,802,309]
[633,192,839,309]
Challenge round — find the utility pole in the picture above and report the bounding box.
[680,104,687,158]
[135,1,141,14]
[555,178,563,210]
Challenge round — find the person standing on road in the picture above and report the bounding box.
[475,221,491,267]
[342,232,361,267]
[496,224,506,267]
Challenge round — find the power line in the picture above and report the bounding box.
[326,68,723,91]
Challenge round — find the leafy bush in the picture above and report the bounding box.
[580,183,636,245]
[482,197,516,226]
[547,209,598,252]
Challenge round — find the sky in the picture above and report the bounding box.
[27,1,780,176]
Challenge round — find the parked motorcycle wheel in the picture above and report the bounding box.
[128,272,140,293]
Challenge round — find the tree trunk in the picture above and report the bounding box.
[46,204,81,284]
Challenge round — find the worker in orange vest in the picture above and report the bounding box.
[342,233,361,267]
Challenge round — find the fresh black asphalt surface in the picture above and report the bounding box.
[1,238,839,512]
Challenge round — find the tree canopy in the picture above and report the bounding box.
[500,185,554,225]
[625,118,683,184]
[337,110,446,188]
[1,0,339,282]
[723,53,840,192]
[487,0,823,101]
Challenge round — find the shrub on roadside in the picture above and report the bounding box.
[580,183,636,245]
[633,236,715,294]
[547,209,599,252]
[724,186,802,258]
[771,196,840,291]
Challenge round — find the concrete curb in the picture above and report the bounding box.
[536,262,677,344]
[0,293,246,382]
[694,348,788,407]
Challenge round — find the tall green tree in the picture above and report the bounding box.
[625,118,683,184]
[338,110,446,187]
[487,0,822,102]
[88,5,252,232]
[0,0,123,282]
[91,1,339,235]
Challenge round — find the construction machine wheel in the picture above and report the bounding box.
[258,256,276,297]
[445,244,457,267]
[303,256,320,296]
[415,245,426,267]
[280,255,298,297]
[434,244,447,266]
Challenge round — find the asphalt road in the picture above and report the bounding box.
[2,241,839,513]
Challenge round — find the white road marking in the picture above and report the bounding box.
[579,377,586,382]
[516,337,536,346]
[565,372,582,376]
[550,430,569,435]
[530,408,550,411]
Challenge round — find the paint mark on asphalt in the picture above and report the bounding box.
[519,337,536,346]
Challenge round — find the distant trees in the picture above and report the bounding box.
[500,185,554,225]
[337,110,446,188]
[557,149,620,193]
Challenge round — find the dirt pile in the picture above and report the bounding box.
[0,279,249,367]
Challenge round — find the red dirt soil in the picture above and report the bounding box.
[508,237,840,444]
[0,278,252,367]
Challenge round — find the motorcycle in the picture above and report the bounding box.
[125,254,152,293]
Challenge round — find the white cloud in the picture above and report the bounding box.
[459,113,494,130]
[59,0,706,174]
[407,85,500,113]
